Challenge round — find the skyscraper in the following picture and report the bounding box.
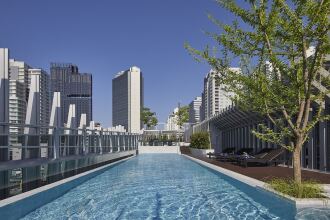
[202,69,239,119]
[0,49,9,125]
[0,49,9,160]
[9,59,31,135]
[112,66,143,133]
[50,63,92,128]
[189,96,202,124]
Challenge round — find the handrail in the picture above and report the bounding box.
[0,122,140,135]
[0,122,141,162]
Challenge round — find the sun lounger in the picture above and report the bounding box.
[239,148,286,168]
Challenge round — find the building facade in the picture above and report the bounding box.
[8,59,31,136]
[202,69,237,119]
[200,92,205,122]
[166,107,180,131]
[50,63,92,128]
[189,96,202,124]
[112,66,143,133]
[0,49,9,162]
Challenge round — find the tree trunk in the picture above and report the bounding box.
[293,146,302,184]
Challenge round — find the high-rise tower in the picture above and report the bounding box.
[112,66,143,133]
[50,63,92,128]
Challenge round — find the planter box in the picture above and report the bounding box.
[189,147,214,157]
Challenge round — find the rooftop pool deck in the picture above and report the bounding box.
[0,153,328,219]
[20,154,300,220]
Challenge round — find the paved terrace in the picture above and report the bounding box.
[180,147,330,184]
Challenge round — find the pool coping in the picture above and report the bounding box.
[182,154,330,210]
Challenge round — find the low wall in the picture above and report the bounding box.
[190,148,214,157]
[138,146,181,154]
[0,151,135,220]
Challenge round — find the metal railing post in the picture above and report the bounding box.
[117,133,120,152]
[99,130,103,155]
[82,126,86,155]
[53,127,58,159]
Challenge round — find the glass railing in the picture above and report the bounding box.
[0,122,140,200]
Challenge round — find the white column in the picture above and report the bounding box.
[65,104,76,135]
[78,114,86,135]
[117,133,120,151]
[49,92,61,159]
[25,74,40,134]
[49,92,61,134]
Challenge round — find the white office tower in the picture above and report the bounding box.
[166,107,180,131]
[25,69,50,135]
[8,59,31,136]
[112,66,144,133]
[189,96,202,124]
[0,49,9,136]
[202,69,239,119]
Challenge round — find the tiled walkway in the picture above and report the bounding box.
[180,147,330,184]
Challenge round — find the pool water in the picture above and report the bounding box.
[22,154,297,219]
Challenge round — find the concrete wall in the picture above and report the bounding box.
[138,146,181,154]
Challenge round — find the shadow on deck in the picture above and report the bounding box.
[180,146,330,184]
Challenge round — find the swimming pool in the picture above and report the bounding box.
[21,154,297,219]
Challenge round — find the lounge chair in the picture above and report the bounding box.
[207,152,221,159]
[239,148,286,167]
[207,147,235,159]
[207,152,235,162]
[208,148,253,162]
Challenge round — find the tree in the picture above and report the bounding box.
[175,106,189,129]
[141,107,158,129]
[190,132,211,149]
[186,0,330,183]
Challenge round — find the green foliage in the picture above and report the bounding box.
[141,107,158,129]
[268,178,324,198]
[190,132,210,149]
[160,135,168,142]
[175,106,189,128]
[186,0,330,183]
[169,134,178,142]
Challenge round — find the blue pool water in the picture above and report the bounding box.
[21,154,299,219]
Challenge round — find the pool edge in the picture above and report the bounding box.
[182,154,330,210]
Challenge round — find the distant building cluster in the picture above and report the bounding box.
[1,48,145,160]
[185,68,238,128]
[0,49,94,133]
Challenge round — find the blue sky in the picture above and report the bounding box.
[0,0,235,127]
